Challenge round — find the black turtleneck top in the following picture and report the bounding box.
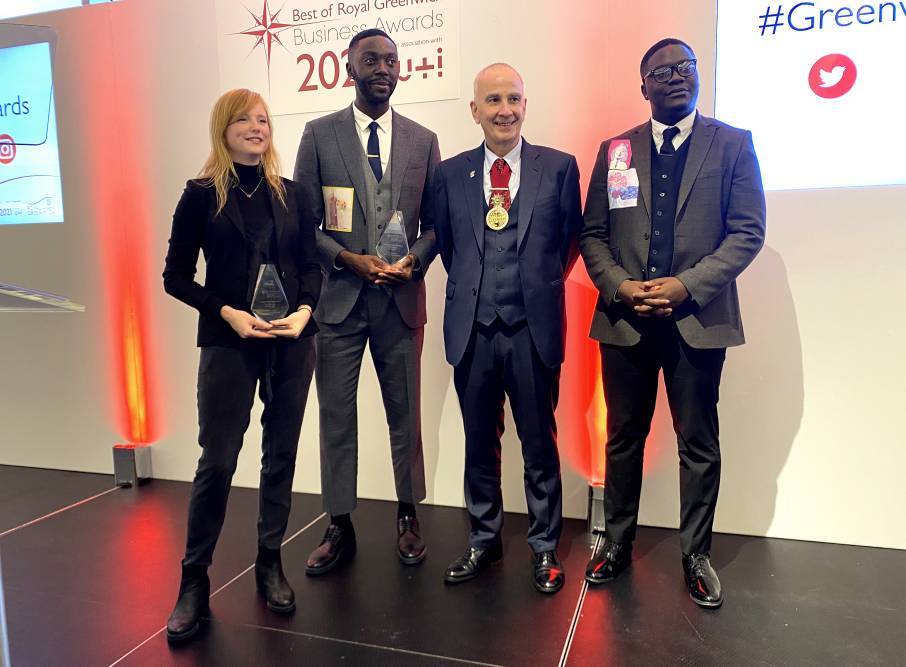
[233,162,278,303]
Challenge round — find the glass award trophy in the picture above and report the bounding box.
[251,264,289,322]
[376,210,410,265]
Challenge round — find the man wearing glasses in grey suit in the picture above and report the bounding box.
[293,28,440,576]
[580,38,766,609]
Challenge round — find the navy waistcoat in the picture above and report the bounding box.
[645,135,692,279]
[477,193,526,326]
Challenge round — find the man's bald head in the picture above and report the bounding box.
[473,63,524,101]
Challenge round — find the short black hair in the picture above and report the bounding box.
[640,38,695,77]
[349,28,396,53]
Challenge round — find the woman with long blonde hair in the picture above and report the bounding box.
[163,88,321,642]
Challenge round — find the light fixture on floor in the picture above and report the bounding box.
[587,483,605,535]
[113,444,152,487]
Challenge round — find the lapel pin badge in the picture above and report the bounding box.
[469,170,476,179]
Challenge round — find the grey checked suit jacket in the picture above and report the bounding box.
[293,105,440,327]
[580,114,766,349]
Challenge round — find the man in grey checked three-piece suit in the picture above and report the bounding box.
[579,38,766,609]
[293,28,440,575]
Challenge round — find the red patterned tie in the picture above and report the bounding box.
[489,158,512,210]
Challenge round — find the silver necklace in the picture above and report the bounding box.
[237,177,264,198]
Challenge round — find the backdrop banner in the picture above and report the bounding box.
[214,0,461,115]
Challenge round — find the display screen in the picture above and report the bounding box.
[0,41,63,225]
[715,0,906,191]
[1,1,119,22]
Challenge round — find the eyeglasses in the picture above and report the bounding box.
[644,59,697,83]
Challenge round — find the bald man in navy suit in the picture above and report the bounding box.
[433,63,583,594]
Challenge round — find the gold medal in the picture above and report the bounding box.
[486,192,510,230]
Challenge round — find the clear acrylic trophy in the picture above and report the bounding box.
[375,210,410,265]
[251,263,289,322]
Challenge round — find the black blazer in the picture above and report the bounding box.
[163,177,322,347]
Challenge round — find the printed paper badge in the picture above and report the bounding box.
[322,186,354,232]
[608,140,632,170]
[607,168,640,209]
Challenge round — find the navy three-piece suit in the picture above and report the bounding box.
[433,140,582,552]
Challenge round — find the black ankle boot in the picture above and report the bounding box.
[166,564,210,643]
[255,546,296,614]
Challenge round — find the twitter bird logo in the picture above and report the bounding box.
[818,66,845,88]
[809,54,857,99]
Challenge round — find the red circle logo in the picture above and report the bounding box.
[808,54,857,99]
[0,134,16,164]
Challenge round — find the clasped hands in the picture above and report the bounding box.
[221,305,312,339]
[339,249,415,286]
[617,277,689,318]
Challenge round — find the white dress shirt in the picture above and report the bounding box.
[483,138,522,204]
[352,103,392,174]
[651,109,696,153]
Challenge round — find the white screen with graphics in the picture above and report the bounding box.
[715,0,906,191]
[1,1,119,22]
[0,41,63,225]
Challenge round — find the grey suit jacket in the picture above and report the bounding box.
[293,105,440,327]
[580,114,766,349]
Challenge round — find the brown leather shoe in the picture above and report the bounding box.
[397,515,427,565]
[305,524,356,576]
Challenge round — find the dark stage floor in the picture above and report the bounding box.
[0,465,903,666]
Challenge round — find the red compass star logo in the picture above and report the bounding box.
[234,0,299,91]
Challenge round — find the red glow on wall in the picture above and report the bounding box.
[558,264,669,483]
[80,5,160,445]
[544,2,670,484]
[120,284,153,442]
[558,267,607,484]
[95,185,159,444]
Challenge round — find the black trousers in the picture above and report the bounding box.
[601,322,725,555]
[453,319,563,553]
[183,338,316,567]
